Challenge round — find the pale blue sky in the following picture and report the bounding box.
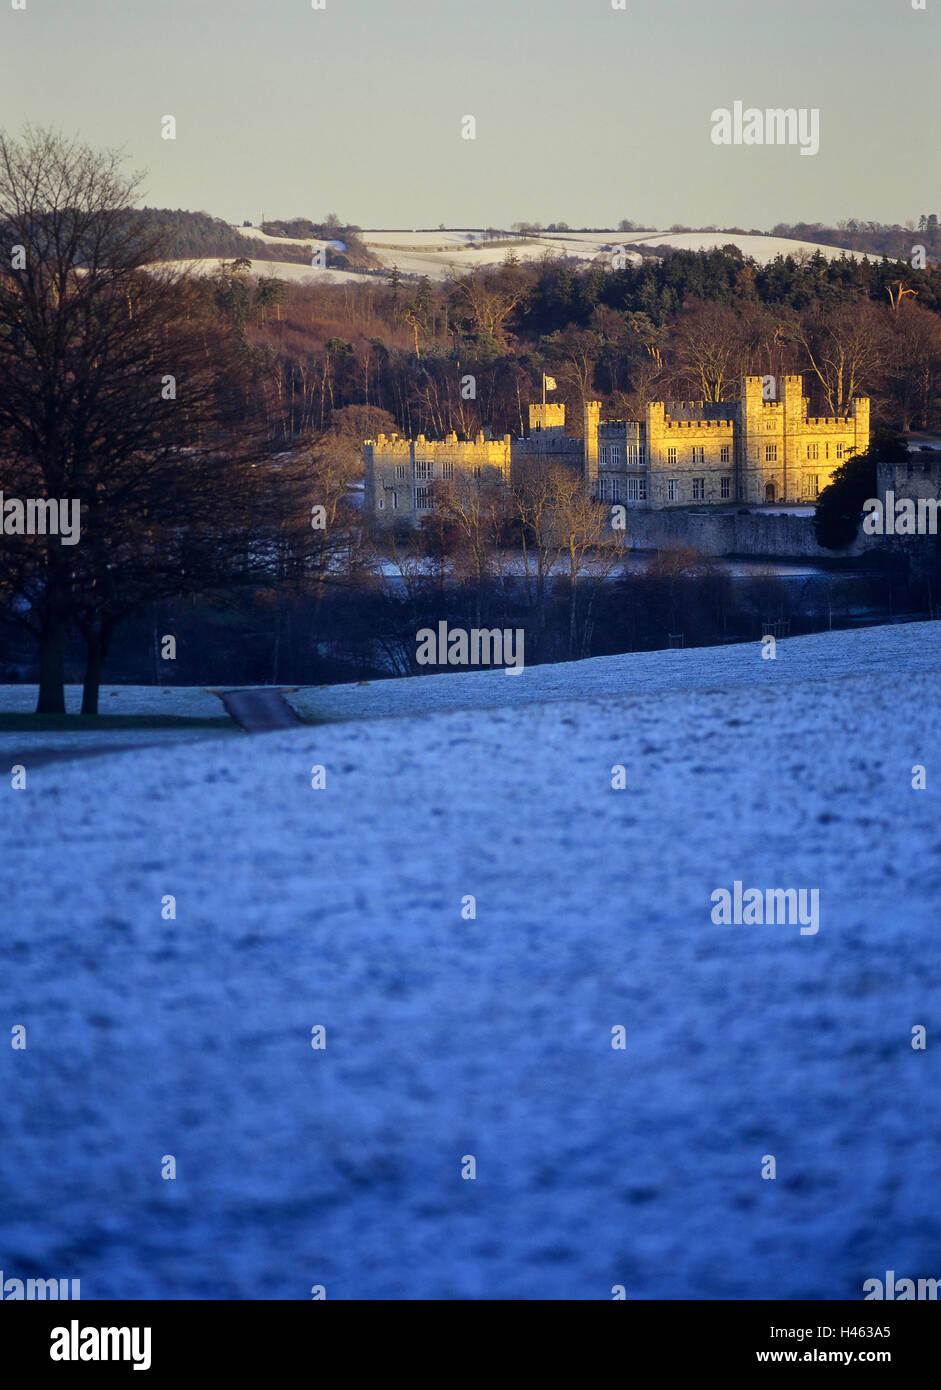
[1,0,937,228]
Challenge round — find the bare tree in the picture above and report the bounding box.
[541,327,600,405]
[884,300,941,432]
[425,472,510,625]
[670,299,743,402]
[789,303,888,416]
[539,465,625,657]
[512,461,623,656]
[0,126,276,711]
[450,269,523,347]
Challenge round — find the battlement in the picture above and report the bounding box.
[369,432,511,456]
[663,418,734,430]
[529,402,566,432]
[742,374,803,386]
[367,434,411,453]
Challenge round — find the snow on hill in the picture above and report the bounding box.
[0,684,235,758]
[0,684,226,719]
[288,621,940,726]
[230,225,320,248]
[622,231,861,263]
[151,257,366,285]
[2,621,940,1299]
[350,228,859,280]
[356,231,612,278]
[151,227,861,285]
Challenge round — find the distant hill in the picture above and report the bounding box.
[131,210,940,274]
[133,208,312,264]
[771,218,940,261]
[260,217,376,268]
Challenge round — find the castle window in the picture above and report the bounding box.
[598,476,609,501]
[765,444,777,462]
[668,479,678,502]
[415,460,434,480]
[395,464,407,480]
[807,443,819,461]
[610,477,621,502]
[414,486,432,510]
[836,443,844,459]
[720,445,730,463]
[720,476,731,499]
[600,446,609,466]
[609,445,621,466]
[626,477,645,501]
[441,462,454,480]
[692,477,705,500]
[806,475,818,497]
[377,496,384,510]
[825,443,829,460]
[391,490,398,510]
[692,446,704,464]
[667,447,677,465]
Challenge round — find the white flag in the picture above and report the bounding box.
[544,375,557,391]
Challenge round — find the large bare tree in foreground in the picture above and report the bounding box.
[0,127,280,712]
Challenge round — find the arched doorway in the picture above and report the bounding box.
[764,481,776,502]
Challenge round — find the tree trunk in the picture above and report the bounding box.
[81,625,114,715]
[36,621,67,714]
[81,639,103,715]
[271,608,281,685]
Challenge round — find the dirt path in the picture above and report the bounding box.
[219,688,303,732]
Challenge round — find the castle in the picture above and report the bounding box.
[363,376,870,524]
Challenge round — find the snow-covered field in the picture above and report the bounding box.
[0,684,235,758]
[2,622,939,1299]
[623,231,860,263]
[0,685,226,718]
[155,227,863,287]
[352,228,858,280]
[152,257,365,286]
[358,230,618,278]
[288,622,939,726]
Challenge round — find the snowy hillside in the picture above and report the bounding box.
[2,622,940,1299]
[151,257,366,286]
[287,621,941,725]
[149,227,862,286]
[350,228,858,280]
[623,230,861,263]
